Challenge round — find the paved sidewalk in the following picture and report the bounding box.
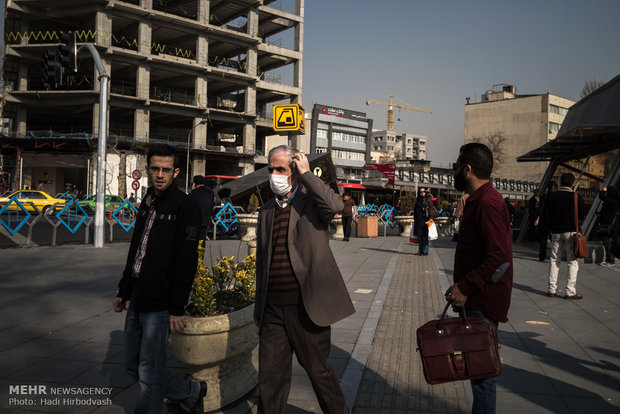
[1,235,619,413]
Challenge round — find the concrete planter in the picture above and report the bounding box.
[434,217,451,237]
[394,216,414,237]
[171,304,259,412]
[331,215,344,239]
[236,213,259,255]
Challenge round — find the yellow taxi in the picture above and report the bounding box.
[0,190,67,214]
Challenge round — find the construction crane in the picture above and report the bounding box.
[365,94,432,131]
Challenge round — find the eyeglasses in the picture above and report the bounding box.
[149,166,174,174]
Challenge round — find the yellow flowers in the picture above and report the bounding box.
[189,241,256,317]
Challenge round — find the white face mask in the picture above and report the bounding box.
[269,173,292,196]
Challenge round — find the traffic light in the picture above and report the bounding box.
[58,32,75,71]
[42,50,60,87]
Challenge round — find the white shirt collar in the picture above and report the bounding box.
[275,184,299,208]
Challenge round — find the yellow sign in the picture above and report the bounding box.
[273,104,305,134]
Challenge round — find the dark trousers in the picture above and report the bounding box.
[342,216,353,240]
[258,304,349,414]
[538,230,550,261]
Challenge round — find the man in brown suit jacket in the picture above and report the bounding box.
[254,145,355,414]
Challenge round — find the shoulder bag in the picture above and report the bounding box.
[571,192,588,259]
[416,302,501,385]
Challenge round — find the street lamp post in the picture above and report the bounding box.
[185,119,208,193]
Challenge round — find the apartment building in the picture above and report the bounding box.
[370,130,427,162]
[464,84,574,182]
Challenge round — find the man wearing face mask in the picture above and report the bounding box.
[254,145,355,414]
[445,143,513,414]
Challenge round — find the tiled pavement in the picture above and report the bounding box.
[1,235,619,413]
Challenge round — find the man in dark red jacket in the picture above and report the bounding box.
[446,143,513,414]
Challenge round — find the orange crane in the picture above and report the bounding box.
[365,94,432,131]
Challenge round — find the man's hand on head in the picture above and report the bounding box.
[291,152,310,176]
[169,315,187,334]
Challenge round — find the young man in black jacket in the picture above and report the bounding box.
[544,173,586,299]
[113,144,205,413]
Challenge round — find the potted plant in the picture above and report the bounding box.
[171,243,258,412]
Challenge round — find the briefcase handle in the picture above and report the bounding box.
[436,302,471,334]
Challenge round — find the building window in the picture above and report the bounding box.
[317,129,328,139]
[316,147,328,153]
[550,104,568,116]
[549,122,562,134]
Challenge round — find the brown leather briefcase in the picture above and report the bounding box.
[416,303,501,385]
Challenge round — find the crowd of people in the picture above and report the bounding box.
[105,141,618,414]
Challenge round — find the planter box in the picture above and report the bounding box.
[171,304,258,412]
[357,216,378,238]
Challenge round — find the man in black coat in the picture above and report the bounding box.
[189,175,215,239]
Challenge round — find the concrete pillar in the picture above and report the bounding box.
[195,76,207,109]
[136,65,150,100]
[134,108,149,141]
[243,123,256,156]
[196,36,208,66]
[16,108,27,136]
[197,0,210,25]
[95,10,112,47]
[194,119,207,149]
[294,0,304,94]
[18,64,28,91]
[238,159,255,176]
[20,20,28,45]
[138,20,152,55]
[246,8,259,77]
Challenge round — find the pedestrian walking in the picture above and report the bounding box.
[113,144,206,414]
[535,181,558,261]
[596,184,620,266]
[445,143,513,414]
[254,145,354,414]
[341,192,356,241]
[527,189,541,240]
[414,187,431,255]
[542,173,586,299]
[189,175,216,240]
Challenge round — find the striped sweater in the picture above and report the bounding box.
[266,205,301,305]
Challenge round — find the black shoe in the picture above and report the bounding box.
[565,294,583,300]
[546,292,556,297]
[180,381,207,413]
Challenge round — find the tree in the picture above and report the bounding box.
[579,78,604,99]
[471,129,508,165]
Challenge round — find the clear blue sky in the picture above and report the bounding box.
[299,0,620,167]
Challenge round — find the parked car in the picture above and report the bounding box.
[77,194,127,215]
[0,190,67,214]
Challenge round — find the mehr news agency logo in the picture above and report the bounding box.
[8,385,113,407]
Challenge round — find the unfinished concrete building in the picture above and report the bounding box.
[1,0,304,196]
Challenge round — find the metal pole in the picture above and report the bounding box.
[77,43,110,248]
[94,74,109,248]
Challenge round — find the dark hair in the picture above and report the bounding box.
[560,173,575,187]
[458,143,493,180]
[147,144,179,168]
[193,175,206,186]
[547,181,558,193]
